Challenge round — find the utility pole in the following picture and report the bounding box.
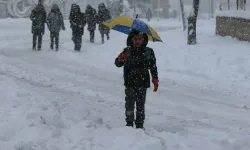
[180,0,186,30]
[157,0,160,21]
[211,0,214,18]
[228,0,230,10]
[208,0,213,18]
[134,0,136,17]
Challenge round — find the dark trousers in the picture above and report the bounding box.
[100,29,110,43]
[89,30,95,42]
[125,87,147,125]
[50,32,59,50]
[72,35,82,51]
[33,33,43,50]
[101,32,110,43]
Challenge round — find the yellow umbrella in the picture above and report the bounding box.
[103,16,163,42]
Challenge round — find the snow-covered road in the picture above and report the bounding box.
[0,18,250,150]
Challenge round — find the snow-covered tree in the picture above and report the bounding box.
[187,0,199,45]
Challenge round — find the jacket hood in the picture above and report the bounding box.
[86,4,93,13]
[34,3,45,12]
[86,4,92,10]
[51,4,60,13]
[38,0,43,5]
[70,4,81,13]
[126,29,148,48]
[98,3,106,10]
[73,4,81,13]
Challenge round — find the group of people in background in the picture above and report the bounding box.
[30,0,111,51]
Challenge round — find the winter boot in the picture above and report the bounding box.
[50,44,53,50]
[74,47,79,51]
[101,34,105,44]
[75,43,81,51]
[55,44,59,51]
[126,122,133,127]
[32,42,36,50]
[135,123,144,129]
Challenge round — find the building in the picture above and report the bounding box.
[0,0,65,18]
[0,0,106,18]
[149,0,170,18]
[0,0,8,18]
[127,0,170,18]
[169,0,216,18]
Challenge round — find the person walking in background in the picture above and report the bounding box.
[97,3,111,44]
[30,0,47,50]
[69,4,86,51]
[47,4,65,51]
[85,5,98,43]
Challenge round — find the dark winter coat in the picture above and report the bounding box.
[98,3,111,34]
[97,3,111,33]
[85,5,98,31]
[47,4,65,33]
[69,3,77,19]
[115,32,158,88]
[69,4,86,36]
[30,3,47,34]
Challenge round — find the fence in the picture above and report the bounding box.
[219,0,247,10]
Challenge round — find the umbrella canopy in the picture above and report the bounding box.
[102,16,163,42]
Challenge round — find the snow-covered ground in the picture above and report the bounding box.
[0,18,250,150]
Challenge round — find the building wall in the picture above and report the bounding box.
[126,0,170,18]
[149,0,170,9]
[0,0,106,19]
[145,0,170,18]
[169,0,216,17]
[0,1,8,18]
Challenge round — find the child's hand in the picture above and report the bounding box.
[118,53,128,62]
